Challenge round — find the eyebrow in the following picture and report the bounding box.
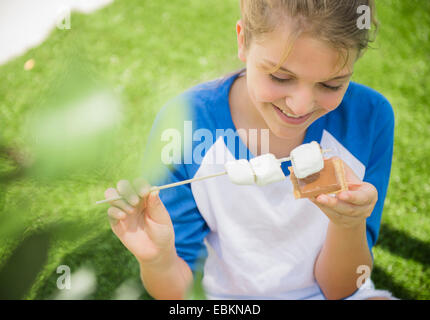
[262,59,353,81]
[325,73,353,81]
[262,59,296,75]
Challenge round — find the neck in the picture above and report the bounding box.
[267,131,306,159]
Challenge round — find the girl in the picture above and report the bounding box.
[104,0,396,300]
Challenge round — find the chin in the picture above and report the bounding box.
[268,123,306,141]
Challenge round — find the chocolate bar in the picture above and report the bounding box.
[288,157,347,199]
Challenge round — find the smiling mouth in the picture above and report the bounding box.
[272,104,312,119]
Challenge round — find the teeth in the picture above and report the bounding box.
[281,109,302,118]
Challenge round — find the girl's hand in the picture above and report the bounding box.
[104,178,176,265]
[310,158,378,229]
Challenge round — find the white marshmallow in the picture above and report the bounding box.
[250,153,286,186]
[224,159,256,185]
[290,141,324,179]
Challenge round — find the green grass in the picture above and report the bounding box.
[0,0,429,300]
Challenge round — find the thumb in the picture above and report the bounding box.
[145,190,172,225]
[336,157,362,185]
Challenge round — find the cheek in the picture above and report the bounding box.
[249,77,284,104]
[317,91,346,111]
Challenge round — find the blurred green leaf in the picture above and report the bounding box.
[185,269,207,300]
[141,94,190,184]
[23,58,123,182]
[0,232,50,299]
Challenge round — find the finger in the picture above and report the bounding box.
[117,180,140,206]
[337,158,362,185]
[145,190,172,225]
[311,197,365,226]
[310,197,343,220]
[107,207,127,220]
[337,183,377,206]
[105,188,135,214]
[347,183,363,190]
[108,215,118,226]
[133,177,152,210]
[314,194,359,216]
[133,177,152,196]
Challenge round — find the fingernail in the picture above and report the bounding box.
[318,195,328,204]
[339,192,349,200]
[139,186,151,197]
[130,195,139,206]
[149,190,160,204]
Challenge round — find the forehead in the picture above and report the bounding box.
[251,27,355,80]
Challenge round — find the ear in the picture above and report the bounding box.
[236,20,247,63]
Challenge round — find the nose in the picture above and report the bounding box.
[285,86,314,116]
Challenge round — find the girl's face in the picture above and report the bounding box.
[237,21,356,140]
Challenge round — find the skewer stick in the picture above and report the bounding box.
[96,149,333,205]
[95,171,228,204]
[278,148,332,164]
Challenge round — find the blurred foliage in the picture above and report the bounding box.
[0,219,97,299]
[23,56,123,182]
[0,232,50,299]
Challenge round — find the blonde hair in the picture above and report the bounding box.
[239,0,378,73]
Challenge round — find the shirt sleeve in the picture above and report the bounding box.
[141,96,210,273]
[363,99,395,254]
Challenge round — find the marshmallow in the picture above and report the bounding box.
[224,159,256,185]
[290,141,324,179]
[250,153,286,186]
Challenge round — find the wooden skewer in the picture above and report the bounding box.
[95,171,228,204]
[96,149,333,205]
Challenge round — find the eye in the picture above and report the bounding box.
[320,83,343,91]
[270,74,292,83]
